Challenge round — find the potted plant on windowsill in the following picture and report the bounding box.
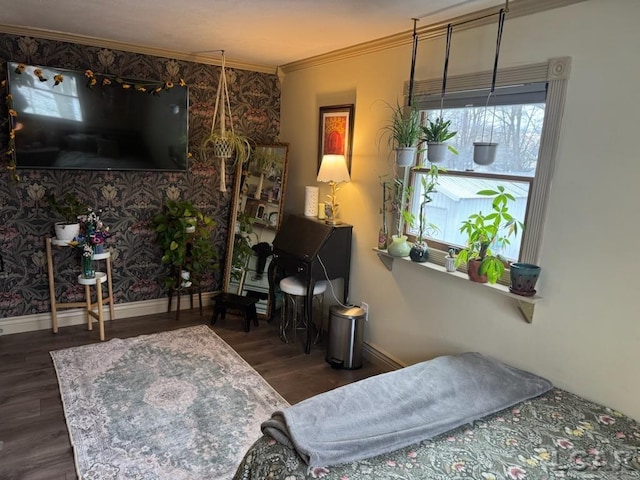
[47,192,90,241]
[380,101,422,167]
[454,186,523,284]
[409,164,443,263]
[385,176,415,257]
[421,117,458,164]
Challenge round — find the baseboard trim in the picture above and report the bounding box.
[362,342,405,371]
[0,291,217,336]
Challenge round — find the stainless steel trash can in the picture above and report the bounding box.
[326,305,365,369]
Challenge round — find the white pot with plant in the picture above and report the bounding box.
[383,176,415,257]
[380,101,422,168]
[47,193,89,241]
[455,185,524,284]
[421,117,458,164]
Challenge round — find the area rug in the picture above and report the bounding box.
[50,325,289,479]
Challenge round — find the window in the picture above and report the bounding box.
[404,58,571,274]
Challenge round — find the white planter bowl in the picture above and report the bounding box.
[395,147,416,167]
[473,142,498,165]
[426,142,448,163]
[54,222,80,241]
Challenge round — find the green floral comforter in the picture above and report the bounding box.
[234,389,640,479]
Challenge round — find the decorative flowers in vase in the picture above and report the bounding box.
[72,208,110,253]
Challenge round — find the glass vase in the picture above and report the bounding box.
[82,252,95,279]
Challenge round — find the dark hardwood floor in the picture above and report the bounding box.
[0,307,388,480]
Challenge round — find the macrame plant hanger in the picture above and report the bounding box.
[208,50,251,192]
[474,7,506,165]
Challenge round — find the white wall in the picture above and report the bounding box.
[279,0,640,421]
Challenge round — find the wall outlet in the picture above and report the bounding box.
[360,301,369,321]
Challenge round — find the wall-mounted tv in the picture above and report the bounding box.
[6,62,189,171]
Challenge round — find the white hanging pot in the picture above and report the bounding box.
[426,142,448,163]
[473,142,498,165]
[395,147,416,167]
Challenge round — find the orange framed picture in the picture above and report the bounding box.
[317,104,354,173]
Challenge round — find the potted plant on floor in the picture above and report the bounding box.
[421,117,458,164]
[379,101,422,167]
[152,199,216,290]
[454,185,523,284]
[47,192,90,241]
[409,164,443,263]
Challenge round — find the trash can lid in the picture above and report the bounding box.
[330,305,365,319]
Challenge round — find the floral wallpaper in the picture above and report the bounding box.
[0,33,281,318]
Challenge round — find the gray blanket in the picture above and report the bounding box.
[261,352,552,468]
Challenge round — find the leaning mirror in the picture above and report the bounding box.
[223,143,289,318]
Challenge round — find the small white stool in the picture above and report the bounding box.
[279,276,327,344]
[78,271,112,341]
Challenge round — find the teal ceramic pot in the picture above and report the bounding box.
[388,235,411,257]
[510,263,541,296]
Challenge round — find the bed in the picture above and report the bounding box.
[234,356,640,480]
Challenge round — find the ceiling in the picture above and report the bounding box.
[1,0,507,70]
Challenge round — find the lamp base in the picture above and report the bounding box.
[324,218,342,225]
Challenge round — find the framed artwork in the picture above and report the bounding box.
[317,104,354,173]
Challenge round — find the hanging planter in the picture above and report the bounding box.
[473,9,506,167]
[202,51,252,192]
[421,25,458,165]
[395,147,417,167]
[426,142,448,163]
[473,142,498,165]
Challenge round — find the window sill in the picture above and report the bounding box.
[373,248,541,323]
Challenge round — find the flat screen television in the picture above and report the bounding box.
[6,62,189,171]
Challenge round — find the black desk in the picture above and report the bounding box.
[268,215,353,353]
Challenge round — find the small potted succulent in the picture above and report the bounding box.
[421,117,458,163]
[380,101,422,167]
[454,186,523,284]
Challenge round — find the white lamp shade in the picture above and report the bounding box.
[317,154,350,183]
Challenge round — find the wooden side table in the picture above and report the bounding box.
[46,237,115,338]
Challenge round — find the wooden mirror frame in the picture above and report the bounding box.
[222,143,289,318]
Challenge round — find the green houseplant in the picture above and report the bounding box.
[202,51,252,192]
[380,101,422,167]
[454,186,524,284]
[383,176,415,257]
[409,164,443,262]
[152,199,216,290]
[421,117,458,163]
[230,211,257,283]
[47,192,90,241]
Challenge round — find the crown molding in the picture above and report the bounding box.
[280,0,588,73]
[0,24,278,75]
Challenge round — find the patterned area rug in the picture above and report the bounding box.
[50,325,289,479]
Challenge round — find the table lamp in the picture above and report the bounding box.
[317,154,350,225]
